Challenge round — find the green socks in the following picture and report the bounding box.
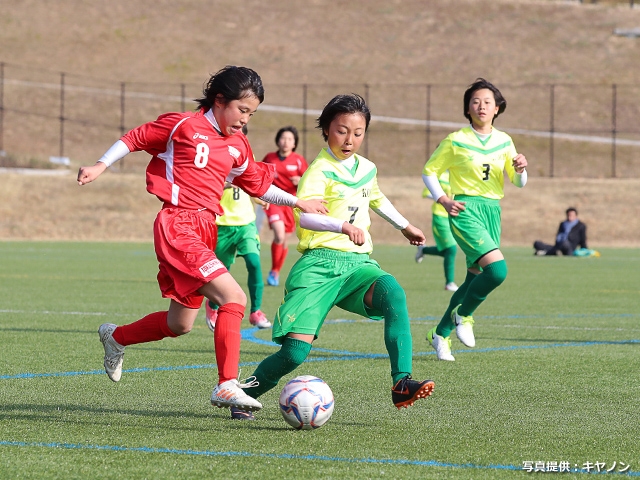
[436,270,475,338]
[435,260,508,338]
[458,260,507,317]
[243,253,263,312]
[371,275,412,384]
[245,337,311,399]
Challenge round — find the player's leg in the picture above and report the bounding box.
[242,251,339,402]
[268,218,286,286]
[449,197,505,348]
[458,251,507,319]
[205,227,238,330]
[433,215,458,290]
[100,208,215,382]
[442,245,458,290]
[235,224,271,328]
[338,260,434,408]
[202,274,262,411]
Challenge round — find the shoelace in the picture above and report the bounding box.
[237,375,260,389]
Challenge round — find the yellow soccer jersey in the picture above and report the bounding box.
[422,126,519,200]
[295,148,387,254]
[422,171,451,218]
[217,186,256,226]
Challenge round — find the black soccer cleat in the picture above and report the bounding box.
[230,406,256,421]
[391,376,435,409]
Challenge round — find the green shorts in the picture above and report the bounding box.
[215,222,260,268]
[449,195,501,269]
[432,214,456,251]
[272,248,388,344]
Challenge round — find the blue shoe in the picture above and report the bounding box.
[266,270,279,286]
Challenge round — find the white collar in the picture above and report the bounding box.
[204,109,222,134]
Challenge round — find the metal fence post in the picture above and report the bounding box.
[363,83,369,158]
[425,84,431,165]
[59,72,65,159]
[302,84,308,160]
[0,62,4,155]
[120,82,125,170]
[611,83,617,178]
[549,84,555,178]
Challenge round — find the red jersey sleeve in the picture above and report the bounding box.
[232,158,276,198]
[120,112,187,155]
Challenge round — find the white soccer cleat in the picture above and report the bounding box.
[427,327,455,361]
[415,246,424,263]
[98,323,125,382]
[445,282,459,292]
[452,305,475,347]
[211,378,263,411]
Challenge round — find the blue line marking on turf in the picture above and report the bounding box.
[0,441,637,475]
[1,335,638,380]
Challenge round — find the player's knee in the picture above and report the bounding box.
[373,275,406,310]
[278,337,312,369]
[443,245,457,256]
[486,259,508,286]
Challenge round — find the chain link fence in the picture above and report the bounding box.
[1,62,639,177]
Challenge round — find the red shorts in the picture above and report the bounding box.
[154,207,228,309]
[267,204,295,233]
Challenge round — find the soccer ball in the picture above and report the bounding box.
[279,375,334,430]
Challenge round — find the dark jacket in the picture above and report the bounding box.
[556,220,587,252]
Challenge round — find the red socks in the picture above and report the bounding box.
[270,242,288,272]
[110,304,247,385]
[214,302,245,383]
[112,311,176,346]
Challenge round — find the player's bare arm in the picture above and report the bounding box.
[341,223,366,246]
[77,162,108,185]
[401,224,426,246]
[295,198,328,215]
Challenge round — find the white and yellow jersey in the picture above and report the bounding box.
[295,148,387,254]
[423,126,519,200]
[217,186,256,226]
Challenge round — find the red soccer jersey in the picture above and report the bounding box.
[121,109,275,216]
[261,151,308,196]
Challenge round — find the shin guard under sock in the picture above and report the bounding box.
[113,311,175,346]
[214,302,245,383]
[459,260,508,317]
[246,337,312,399]
[371,275,412,384]
[270,242,284,272]
[436,270,475,338]
[443,245,457,284]
[243,253,263,312]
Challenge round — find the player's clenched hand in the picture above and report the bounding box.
[77,162,108,185]
[342,223,366,246]
[296,198,329,215]
[512,154,527,173]
[401,224,426,246]
[439,196,466,217]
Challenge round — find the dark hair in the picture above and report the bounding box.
[463,78,506,124]
[275,126,299,151]
[316,94,371,141]
[566,207,578,216]
[195,66,264,110]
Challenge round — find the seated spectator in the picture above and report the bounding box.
[533,207,587,256]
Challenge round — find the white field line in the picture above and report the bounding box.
[6,79,640,147]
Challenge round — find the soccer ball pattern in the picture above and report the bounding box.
[279,375,335,430]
